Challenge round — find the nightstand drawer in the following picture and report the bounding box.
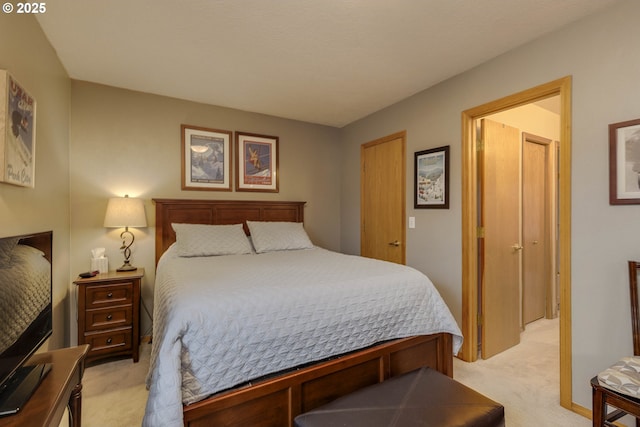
[85,306,132,332]
[85,282,133,308]
[85,329,132,356]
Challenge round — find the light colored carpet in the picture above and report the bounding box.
[81,318,590,426]
[453,317,591,426]
[82,345,150,427]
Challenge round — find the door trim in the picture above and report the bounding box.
[460,77,572,409]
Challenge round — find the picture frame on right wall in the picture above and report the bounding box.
[414,145,449,209]
[609,118,640,205]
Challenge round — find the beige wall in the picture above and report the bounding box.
[69,81,342,341]
[340,0,639,410]
[0,15,71,349]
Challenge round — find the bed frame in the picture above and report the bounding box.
[153,198,454,427]
[19,231,53,264]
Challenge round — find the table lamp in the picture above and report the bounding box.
[104,195,147,271]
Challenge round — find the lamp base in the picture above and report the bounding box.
[116,260,137,272]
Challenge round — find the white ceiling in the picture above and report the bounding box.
[36,0,618,128]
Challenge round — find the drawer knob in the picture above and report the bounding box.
[107,292,113,298]
[106,314,113,321]
[106,337,112,344]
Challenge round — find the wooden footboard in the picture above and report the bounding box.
[183,333,453,427]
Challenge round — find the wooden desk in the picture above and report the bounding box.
[0,345,89,427]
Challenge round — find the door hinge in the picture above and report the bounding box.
[477,226,485,238]
[477,140,484,151]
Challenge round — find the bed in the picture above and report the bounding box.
[0,232,52,354]
[144,199,462,427]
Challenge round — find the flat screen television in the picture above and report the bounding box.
[0,231,53,416]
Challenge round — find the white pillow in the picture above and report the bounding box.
[246,221,313,253]
[171,223,253,257]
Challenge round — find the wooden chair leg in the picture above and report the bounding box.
[592,387,606,427]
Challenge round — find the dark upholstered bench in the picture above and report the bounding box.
[294,367,505,427]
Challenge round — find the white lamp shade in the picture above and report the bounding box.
[104,196,147,228]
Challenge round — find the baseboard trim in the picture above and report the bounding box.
[571,402,591,419]
[571,401,626,427]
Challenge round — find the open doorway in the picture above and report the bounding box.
[459,77,573,409]
[478,105,559,359]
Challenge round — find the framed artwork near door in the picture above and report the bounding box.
[414,145,449,209]
[609,118,640,205]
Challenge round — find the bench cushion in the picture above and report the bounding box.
[294,367,504,427]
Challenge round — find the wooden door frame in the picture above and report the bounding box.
[360,131,407,264]
[460,77,572,409]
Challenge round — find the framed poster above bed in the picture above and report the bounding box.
[181,124,232,191]
[235,131,279,192]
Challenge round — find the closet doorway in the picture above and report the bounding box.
[459,77,573,409]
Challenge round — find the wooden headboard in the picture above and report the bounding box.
[19,231,53,264]
[153,199,306,265]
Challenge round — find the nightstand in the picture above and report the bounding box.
[74,269,144,364]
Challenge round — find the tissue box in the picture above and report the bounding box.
[90,257,108,274]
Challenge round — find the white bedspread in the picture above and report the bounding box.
[143,246,462,427]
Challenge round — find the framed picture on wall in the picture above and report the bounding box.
[414,145,449,209]
[609,118,640,205]
[181,124,232,191]
[0,70,36,188]
[236,131,279,192]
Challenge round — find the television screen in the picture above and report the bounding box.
[0,231,52,415]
